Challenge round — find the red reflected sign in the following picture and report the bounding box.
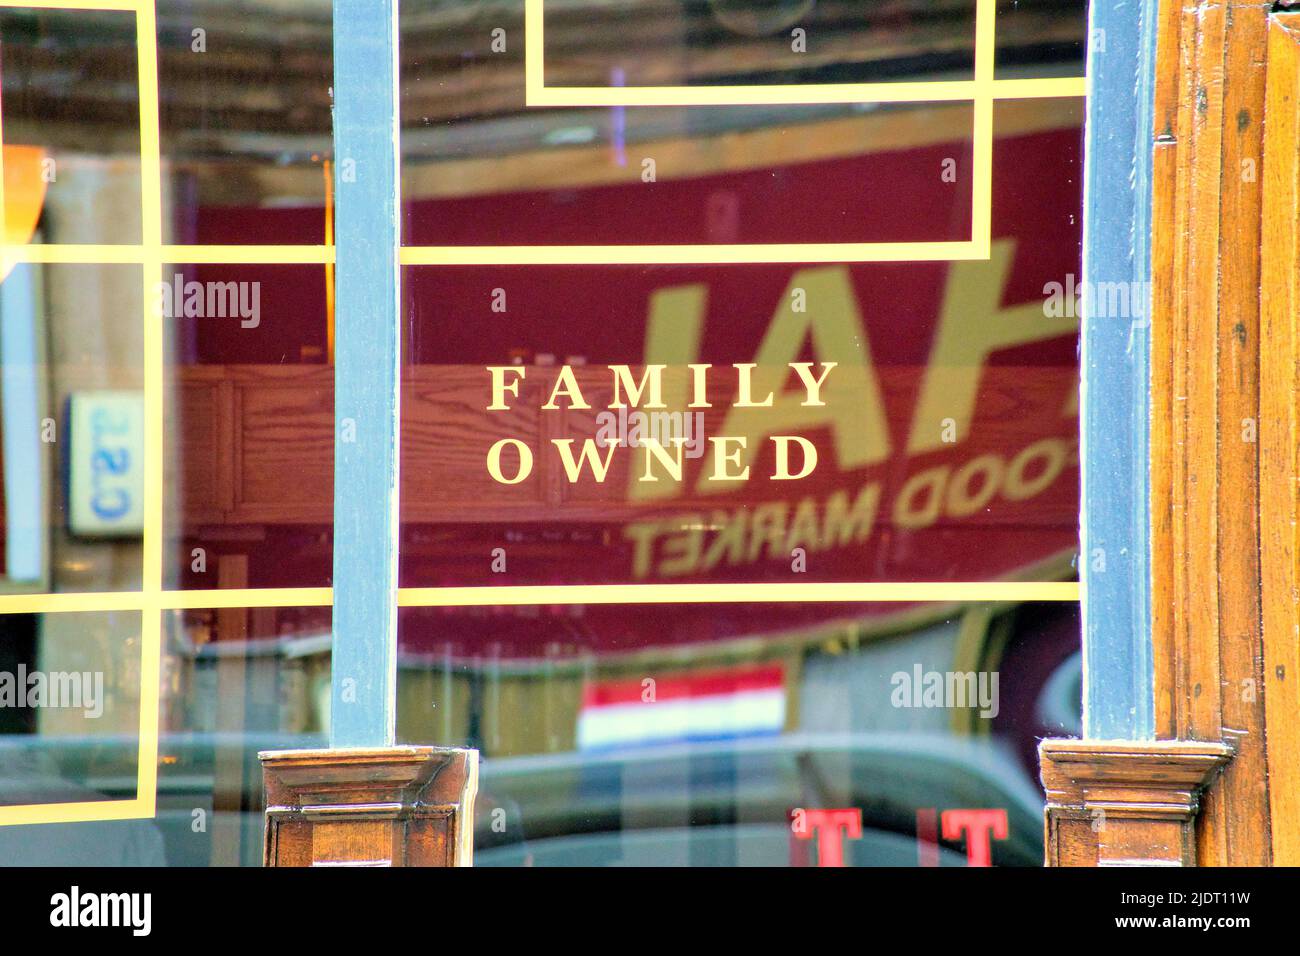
[793,807,1010,866]
[194,110,1083,656]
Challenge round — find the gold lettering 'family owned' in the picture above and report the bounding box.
[483,362,835,486]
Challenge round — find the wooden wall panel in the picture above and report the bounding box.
[235,367,334,521]
[174,373,224,521]
[403,367,555,513]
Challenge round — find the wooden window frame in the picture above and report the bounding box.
[1045,0,1300,867]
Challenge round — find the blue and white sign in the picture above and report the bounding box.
[67,391,144,537]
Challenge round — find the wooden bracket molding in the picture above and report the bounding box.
[1039,739,1232,867]
[260,746,479,867]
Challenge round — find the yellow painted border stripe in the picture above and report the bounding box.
[0,244,334,264]
[399,241,985,266]
[495,0,1087,265]
[135,0,163,822]
[0,581,1078,615]
[0,588,334,614]
[532,82,979,108]
[993,77,1087,99]
[0,799,147,828]
[526,77,1084,108]
[0,0,149,830]
[524,0,1081,107]
[397,582,1080,605]
[0,592,151,614]
[164,245,333,264]
[0,0,139,10]
[970,0,995,257]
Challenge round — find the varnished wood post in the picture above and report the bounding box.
[1040,741,1230,866]
[1146,0,1272,867]
[260,747,478,867]
[1259,10,1300,867]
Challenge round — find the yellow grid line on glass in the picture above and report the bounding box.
[0,244,335,264]
[396,0,1087,266]
[0,0,1085,827]
[0,0,160,827]
[0,581,1079,619]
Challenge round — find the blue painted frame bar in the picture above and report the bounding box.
[329,0,401,747]
[0,264,46,583]
[1079,0,1157,739]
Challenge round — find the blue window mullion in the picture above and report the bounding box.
[329,0,401,748]
[1079,0,1157,739]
